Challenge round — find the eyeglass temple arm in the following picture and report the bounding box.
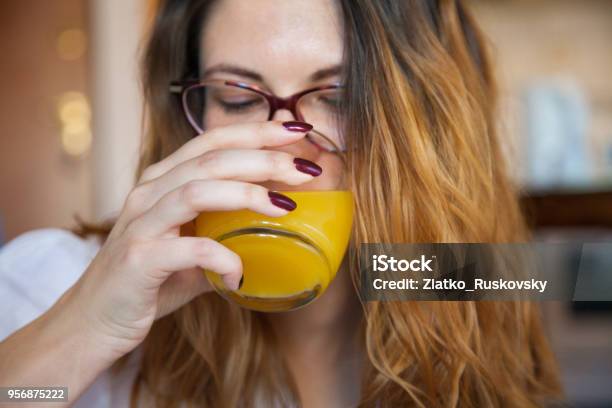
[169,80,201,94]
[169,84,183,94]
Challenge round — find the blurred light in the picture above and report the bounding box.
[57,92,92,157]
[61,128,92,157]
[56,29,87,61]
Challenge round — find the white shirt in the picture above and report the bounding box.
[0,228,138,407]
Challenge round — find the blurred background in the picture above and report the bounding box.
[0,0,610,406]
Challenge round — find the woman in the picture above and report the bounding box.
[0,0,563,406]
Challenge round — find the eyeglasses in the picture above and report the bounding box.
[169,78,346,153]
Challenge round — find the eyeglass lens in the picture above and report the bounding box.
[183,83,345,152]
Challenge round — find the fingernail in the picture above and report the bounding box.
[268,191,297,211]
[238,275,244,290]
[294,158,322,177]
[282,121,313,132]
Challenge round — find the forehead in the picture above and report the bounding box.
[200,0,343,85]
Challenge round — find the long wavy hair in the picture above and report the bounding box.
[108,0,564,406]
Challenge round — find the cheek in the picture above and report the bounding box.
[313,153,345,190]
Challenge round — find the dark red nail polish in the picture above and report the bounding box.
[282,121,313,132]
[268,191,297,211]
[294,158,322,177]
[238,275,244,290]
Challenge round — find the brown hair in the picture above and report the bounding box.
[101,0,564,406]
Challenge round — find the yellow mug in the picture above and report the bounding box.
[195,190,354,312]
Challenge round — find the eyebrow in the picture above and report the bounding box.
[202,63,343,83]
[202,64,263,82]
[310,65,342,82]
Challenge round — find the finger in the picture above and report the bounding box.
[139,149,321,207]
[133,236,242,290]
[140,120,313,182]
[127,180,295,238]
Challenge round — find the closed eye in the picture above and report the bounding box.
[213,95,265,113]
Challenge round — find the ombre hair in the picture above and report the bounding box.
[116,0,564,406]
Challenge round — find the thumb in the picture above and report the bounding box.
[156,267,213,318]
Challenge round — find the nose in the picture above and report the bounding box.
[271,108,296,123]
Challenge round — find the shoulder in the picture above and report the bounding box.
[0,228,101,340]
[0,229,136,408]
[0,228,99,271]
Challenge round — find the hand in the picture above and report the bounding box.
[63,120,320,360]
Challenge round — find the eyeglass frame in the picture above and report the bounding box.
[169,78,346,153]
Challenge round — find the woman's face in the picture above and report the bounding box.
[200,0,345,191]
